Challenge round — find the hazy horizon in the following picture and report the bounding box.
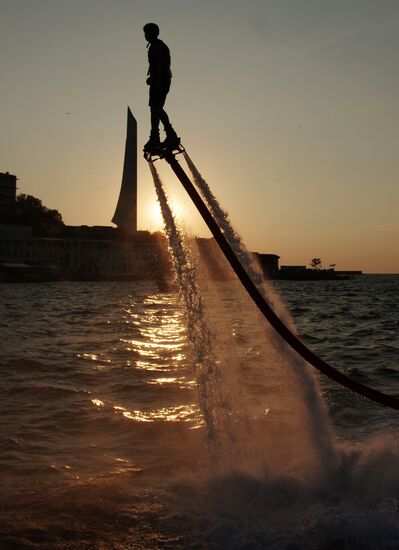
[1,0,398,273]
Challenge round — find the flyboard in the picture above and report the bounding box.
[144,144,399,411]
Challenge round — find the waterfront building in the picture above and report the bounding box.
[256,253,280,278]
[0,224,168,280]
[0,172,17,217]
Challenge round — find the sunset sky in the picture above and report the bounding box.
[1,0,398,272]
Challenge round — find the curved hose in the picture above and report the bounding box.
[162,152,399,410]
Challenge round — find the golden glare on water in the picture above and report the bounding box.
[119,404,200,423]
[122,300,188,371]
[91,398,105,407]
[89,293,201,425]
[90,398,201,424]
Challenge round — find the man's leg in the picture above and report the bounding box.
[159,109,171,132]
[144,104,162,152]
[150,105,161,140]
[160,109,179,147]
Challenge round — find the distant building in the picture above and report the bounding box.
[0,224,169,280]
[280,265,307,273]
[278,265,362,280]
[194,241,280,280]
[256,253,280,278]
[335,270,362,277]
[0,224,31,240]
[0,172,17,217]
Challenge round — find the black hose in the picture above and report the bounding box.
[160,152,399,410]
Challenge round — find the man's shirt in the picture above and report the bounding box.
[148,39,172,84]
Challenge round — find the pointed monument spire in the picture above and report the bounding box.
[112,107,137,234]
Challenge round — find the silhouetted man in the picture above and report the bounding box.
[143,23,179,153]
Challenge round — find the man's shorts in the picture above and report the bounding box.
[149,80,171,108]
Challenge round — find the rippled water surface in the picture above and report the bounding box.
[0,276,398,549]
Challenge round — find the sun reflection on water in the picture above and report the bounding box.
[123,294,191,376]
[120,404,199,423]
[90,398,201,425]
[91,398,105,407]
[88,293,201,427]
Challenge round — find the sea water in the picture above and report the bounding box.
[0,275,398,549]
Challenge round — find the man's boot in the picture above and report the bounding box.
[160,126,180,149]
[144,131,161,153]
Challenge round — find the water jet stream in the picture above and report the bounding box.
[149,161,251,471]
[149,158,336,477]
[183,151,336,468]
